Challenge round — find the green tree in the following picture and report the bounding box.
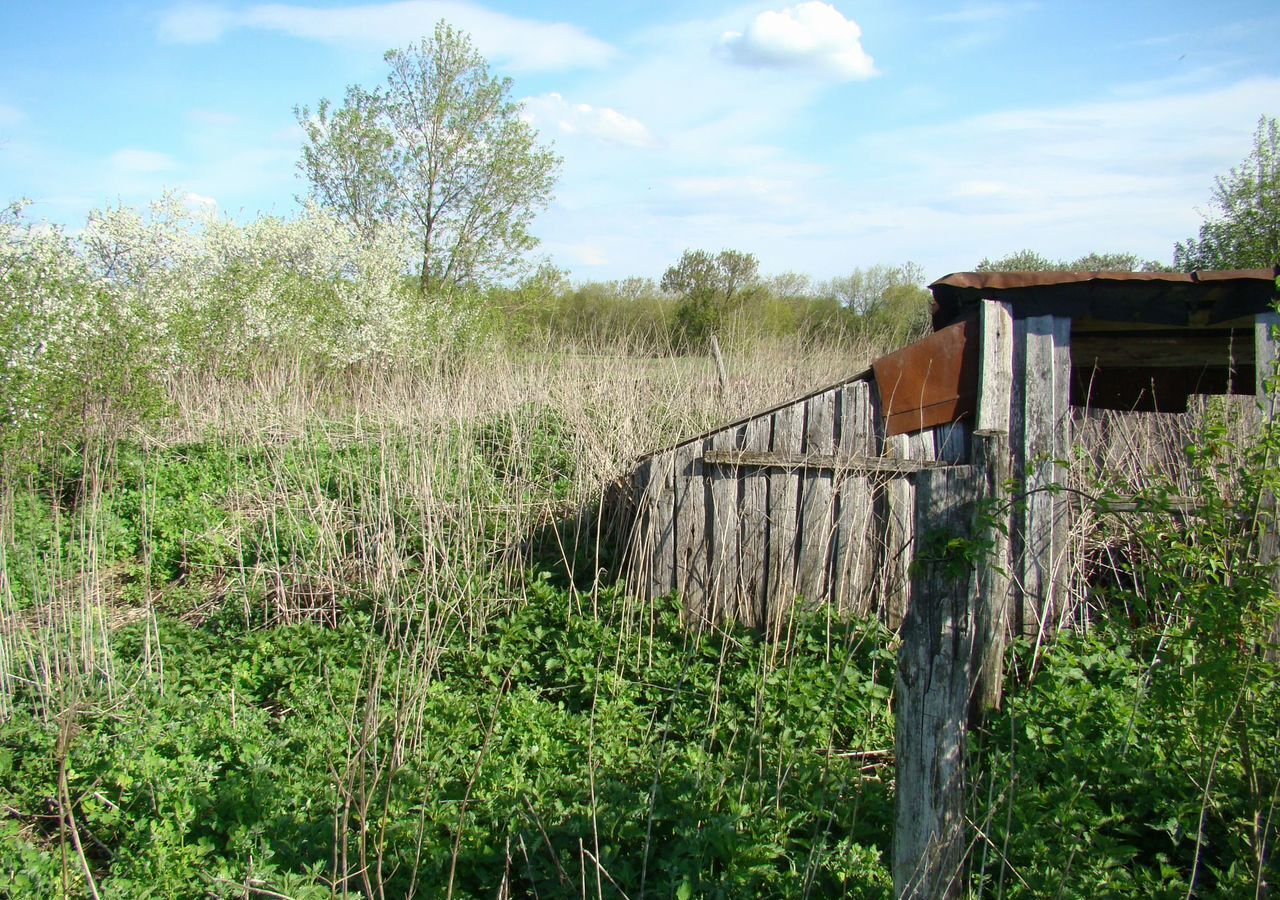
[660,249,761,349]
[975,250,1171,272]
[826,262,932,346]
[1175,115,1280,270]
[297,21,561,293]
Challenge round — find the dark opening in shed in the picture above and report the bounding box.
[928,268,1279,414]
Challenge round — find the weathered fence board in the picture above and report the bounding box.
[648,450,678,598]
[797,389,837,605]
[766,404,804,635]
[1012,314,1071,636]
[832,380,878,616]
[672,440,708,621]
[739,415,772,628]
[708,425,743,624]
[977,299,1014,434]
[881,431,915,629]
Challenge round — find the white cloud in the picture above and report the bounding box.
[521,94,660,149]
[722,2,876,80]
[109,148,178,173]
[157,1,615,71]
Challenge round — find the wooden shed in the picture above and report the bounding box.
[623,268,1280,636]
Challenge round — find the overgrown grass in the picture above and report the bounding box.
[1,340,1276,897]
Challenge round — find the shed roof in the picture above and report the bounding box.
[929,268,1279,330]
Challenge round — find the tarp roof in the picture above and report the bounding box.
[929,268,1279,330]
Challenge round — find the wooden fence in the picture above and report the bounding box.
[624,373,973,635]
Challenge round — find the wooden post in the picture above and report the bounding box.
[709,333,729,402]
[893,432,1009,899]
[893,464,979,900]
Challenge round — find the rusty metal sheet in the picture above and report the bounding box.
[928,268,1279,330]
[872,316,978,437]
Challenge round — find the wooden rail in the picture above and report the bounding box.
[701,449,952,475]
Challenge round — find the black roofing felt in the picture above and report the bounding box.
[928,268,1280,330]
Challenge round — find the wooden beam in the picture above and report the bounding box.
[1072,329,1256,369]
[702,449,952,475]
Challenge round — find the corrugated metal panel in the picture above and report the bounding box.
[872,316,978,437]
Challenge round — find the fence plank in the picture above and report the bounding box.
[648,449,679,598]
[708,425,744,625]
[833,381,877,616]
[739,416,771,628]
[766,403,804,636]
[672,440,709,625]
[882,432,914,629]
[797,390,838,605]
[1015,315,1070,636]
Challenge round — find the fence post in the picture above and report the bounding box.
[893,431,1008,899]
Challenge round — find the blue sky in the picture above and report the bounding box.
[1,1,1277,282]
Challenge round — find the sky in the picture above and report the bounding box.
[1,0,1277,284]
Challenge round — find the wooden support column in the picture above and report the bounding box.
[893,433,1008,899]
[1011,315,1072,636]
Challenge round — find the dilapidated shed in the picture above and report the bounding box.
[623,268,1280,636]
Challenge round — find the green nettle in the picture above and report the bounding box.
[296,21,562,294]
[973,363,1280,897]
